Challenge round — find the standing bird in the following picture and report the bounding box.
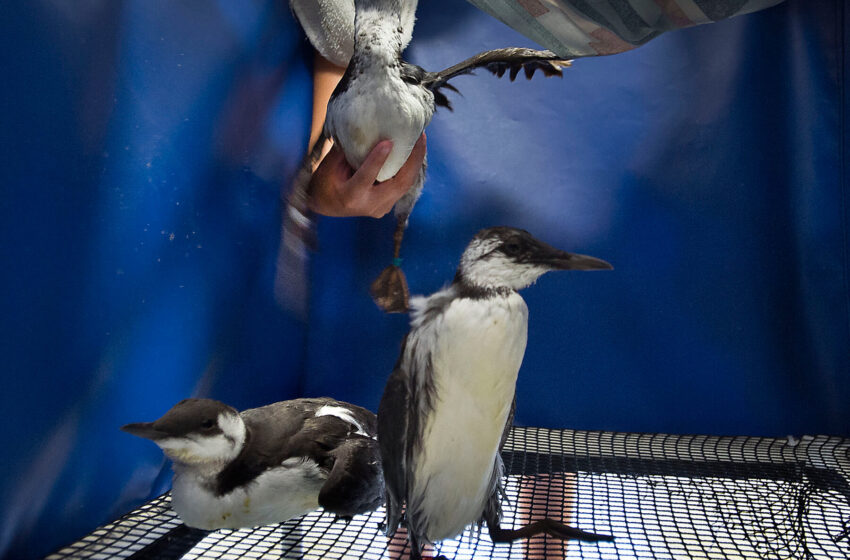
[378,227,614,557]
[122,397,383,530]
[280,0,571,314]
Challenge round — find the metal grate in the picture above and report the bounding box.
[47,428,850,559]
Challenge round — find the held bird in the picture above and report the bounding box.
[279,0,570,314]
[377,227,614,557]
[122,397,383,530]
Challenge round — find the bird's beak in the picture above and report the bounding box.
[121,422,167,440]
[554,251,613,271]
[530,239,613,271]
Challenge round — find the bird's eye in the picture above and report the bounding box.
[201,419,215,429]
[503,240,522,256]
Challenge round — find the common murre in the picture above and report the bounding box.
[377,226,614,557]
[122,397,383,529]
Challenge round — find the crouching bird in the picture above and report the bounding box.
[377,227,614,557]
[279,0,571,315]
[122,397,383,530]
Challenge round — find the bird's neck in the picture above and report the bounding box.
[452,273,514,300]
[353,3,404,68]
[173,459,227,480]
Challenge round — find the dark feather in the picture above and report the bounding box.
[377,335,412,537]
[419,47,570,108]
[318,436,384,517]
[215,398,377,497]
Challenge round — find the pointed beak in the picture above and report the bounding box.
[554,252,613,271]
[121,422,167,440]
[529,239,613,271]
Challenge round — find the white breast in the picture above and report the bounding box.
[327,73,433,182]
[170,458,325,530]
[409,293,528,541]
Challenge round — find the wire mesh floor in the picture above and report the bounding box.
[47,427,850,559]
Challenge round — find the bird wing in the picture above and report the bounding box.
[481,396,516,528]
[215,400,364,496]
[377,334,415,536]
[418,48,571,110]
[215,403,313,495]
[499,396,516,453]
[318,435,384,517]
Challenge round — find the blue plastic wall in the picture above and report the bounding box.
[1,2,312,558]
[303,0,849,436]
[1,1,847,559]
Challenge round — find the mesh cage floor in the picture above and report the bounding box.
[47,427,850,560]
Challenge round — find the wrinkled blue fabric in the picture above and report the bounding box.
[301,0,849,436]
[0,1,847,559]
[1,1,312,558]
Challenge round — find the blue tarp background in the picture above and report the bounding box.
[1,1,846,558]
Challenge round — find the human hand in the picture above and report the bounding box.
[308,133,427,218]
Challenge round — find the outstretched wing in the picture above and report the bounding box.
[419,47,571,110]
[377,334,413,537]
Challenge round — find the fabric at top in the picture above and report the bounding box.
[289,0,786,64]
[289,0,417,66]
[465,0,786,57]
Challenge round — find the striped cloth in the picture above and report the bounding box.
[464,0,785,58]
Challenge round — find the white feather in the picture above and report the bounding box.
[408,292,528,541]
[171,458,325,530]
[459,237,551,290]
[315,405,371,437]
[156,412,245,466]
[325,5,433,183]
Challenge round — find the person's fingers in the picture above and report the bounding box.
[309,136,427,218]
[368,134,427,213]
[307,146,342,214]
[321,144,353,182]
[348,140,393,189]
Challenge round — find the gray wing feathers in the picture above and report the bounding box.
[483,397,516,527]
[377,345,412,536]
[424,47,570,90]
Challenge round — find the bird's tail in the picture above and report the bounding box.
[422,48,571,110]
[274,132,327,317]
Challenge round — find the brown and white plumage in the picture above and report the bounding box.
[122,397,383,529]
